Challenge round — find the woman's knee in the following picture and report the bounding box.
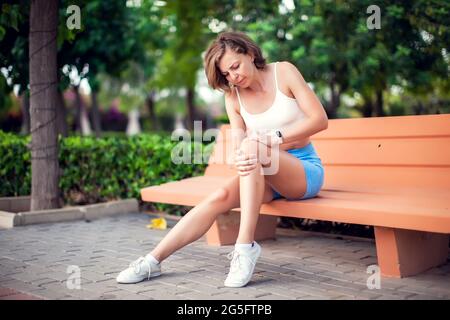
[208,177,240,208]
[207,187,236,211]
[240,138,270,162]
[210,187,229,203]
[240,138,273,167]
[239,138,263,160]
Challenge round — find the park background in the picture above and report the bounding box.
[1,0,449,237]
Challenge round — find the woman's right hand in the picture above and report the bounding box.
[234,149,258,176]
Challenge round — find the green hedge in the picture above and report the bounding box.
[0,131,32,197]
[0,130,213,214]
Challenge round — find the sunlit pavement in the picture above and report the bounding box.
[1,213,449,300]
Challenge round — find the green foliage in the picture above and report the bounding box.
[237,0,449,117]
[2,0,449,125]
[214,113,230,125]
[59,0,144,87]
[156,0,210,91]
[0,75,13,115]
[0,131,212,212]
[0,130,31,196]
[0,3,22,34]
[89,0,168,114]
[0,1,29,96]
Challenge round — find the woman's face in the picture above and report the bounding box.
[218,47,255,88]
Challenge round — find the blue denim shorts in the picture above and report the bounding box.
[272,142,324,200]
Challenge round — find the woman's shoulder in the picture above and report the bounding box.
[224,88,240,114]
[224,87,238,101]
[276,60,300,73]
[277,61,305,87]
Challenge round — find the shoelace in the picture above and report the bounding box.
[129,257,152,280]
[226,250,255,274]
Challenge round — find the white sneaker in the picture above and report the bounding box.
[116,256,161,284]
[224,242,261,288]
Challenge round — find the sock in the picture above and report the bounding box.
[145,253,160,265]
[235,242,254,251]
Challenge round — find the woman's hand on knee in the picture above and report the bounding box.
[234,149,257,176]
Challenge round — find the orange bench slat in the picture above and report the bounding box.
[140,176,450,233]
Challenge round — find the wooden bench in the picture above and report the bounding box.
[141,114,450,278]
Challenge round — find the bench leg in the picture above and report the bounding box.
[374,227,449,278]
[205,210,278,246]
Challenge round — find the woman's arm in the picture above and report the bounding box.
[223,92,259,176]
[224,91,247,157]
[277,61,328,143]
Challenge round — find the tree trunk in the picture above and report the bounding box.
[362,101,373,117]
[29,0,60,210]
[126,109,141,136]
[413,102,424,115]
[73,85,82,133]
[186,87,196,130]
[91,90,102,138]
[56,89,68,137]
[20,91,30,135]
[327,80,340,119]
[145,91,159,131]
[80,106,92,136]
[361,94,374,117]
[374,88,385,117]
[73,85,92,135]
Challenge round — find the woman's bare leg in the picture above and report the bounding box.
[235,138,268,244]
[149,172,274,263]
[149,176,240,262]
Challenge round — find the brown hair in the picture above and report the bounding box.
[204,31,266,93]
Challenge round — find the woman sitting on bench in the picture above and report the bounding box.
[116,31,329,287]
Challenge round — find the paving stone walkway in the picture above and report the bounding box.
[1,213,449,300]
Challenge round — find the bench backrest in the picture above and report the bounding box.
[205,114,450,195]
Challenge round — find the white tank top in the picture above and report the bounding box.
[235,62,306,132]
